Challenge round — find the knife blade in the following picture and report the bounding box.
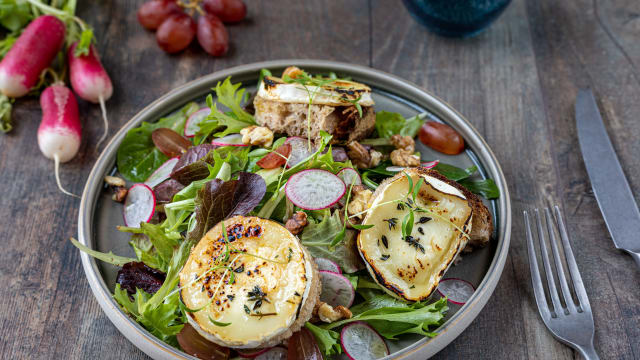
[575,89,640,268]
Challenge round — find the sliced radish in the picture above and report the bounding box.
[123,184,156,227]
[211,133,247,147]
[315,258,341,274]
[184,108,211,137]
[337,168,362,187]
[284,136,315,168]
[255,347,287,360]
[319,270,355,308]
[437,278,475,305]
[341,321,389,360]
[285,169,345,210]
[144,157,179,188]
[422,160,439,169]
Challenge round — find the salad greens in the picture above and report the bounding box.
[74,70,503,358]
[117,102,198,182]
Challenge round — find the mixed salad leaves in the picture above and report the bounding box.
[73,70,500,359]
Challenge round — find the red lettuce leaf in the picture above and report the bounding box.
[188,172,266,241]
[116,261,167,295]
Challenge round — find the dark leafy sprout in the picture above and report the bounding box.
[383,218,398,230]
[404,235,425,254]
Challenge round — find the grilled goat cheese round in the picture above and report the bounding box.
[179,216,319,349]
[357,168,473,302]
[257,75,374,107]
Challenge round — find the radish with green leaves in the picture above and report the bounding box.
[68,42,113,149]
[0,15,65,98]
[37,83,82,197]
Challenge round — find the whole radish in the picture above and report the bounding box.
[38,83,82,197]
[68,42,113,149]
[0,15,65,98]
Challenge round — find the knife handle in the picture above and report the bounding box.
[628,250,640,270]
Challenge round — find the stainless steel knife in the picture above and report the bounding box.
[575,89,640,268]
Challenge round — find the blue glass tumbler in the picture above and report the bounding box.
[402,0,512,38]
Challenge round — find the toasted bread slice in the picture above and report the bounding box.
[253,95,375,142]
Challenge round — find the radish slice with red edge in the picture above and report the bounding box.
[144,157,179,188]
[284,136,315,168]
[385,166,405,172]
[337,168,362,186]
[184,108,211,137]
[255,347,287,360]
[285,169,345,210]
[341,321,390,360]
[124,184,156,227]
[315,258,342,274]
[422,160,439,169]
[437,278,475,305]
[211,133,247,147]
[319,270,355,308]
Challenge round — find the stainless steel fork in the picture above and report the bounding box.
[523,206,599,360]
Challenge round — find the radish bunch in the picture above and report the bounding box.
[0,8,113,196]
[137,0,247,55]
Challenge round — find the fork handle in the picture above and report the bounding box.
[627,250,640,270]
[576,343,600,360]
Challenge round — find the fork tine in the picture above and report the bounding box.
[544,208,578,313]
[553,205,592,311]
[534,208,564,316]
[524,210,551,320]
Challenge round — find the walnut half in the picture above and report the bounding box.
[285,211,308,235]
[240,125,274,148]
[390,149,420,167]
[314,302,353,323]
[347,141,383,169]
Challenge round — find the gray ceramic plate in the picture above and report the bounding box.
[78,60,511,360]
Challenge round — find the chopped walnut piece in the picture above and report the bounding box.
[282,66,304,79]
[346,141,383,169]
[390,149,420,167]
[285,211,308,235]
[240,125,274,148]
[390,134,415,152]
[104,175,126,187]
[112,187,128,203]
[315,302,352,323]
[348,186,373,221]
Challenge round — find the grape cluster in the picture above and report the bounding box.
[137,0,246,56]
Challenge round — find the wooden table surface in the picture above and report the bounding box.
[1,0,639,359]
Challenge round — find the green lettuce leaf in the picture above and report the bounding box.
[300,210,363,273]
[375,111,425,138]
[195,77,256,143]
[459,178,500,199]
[0,0,32,32]
[323,297,448,340]
[305,322,341,356]
[117,102,199,182]
[70,238,137,266]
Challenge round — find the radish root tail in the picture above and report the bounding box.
[54,154,80,198]
[95,95,109,151]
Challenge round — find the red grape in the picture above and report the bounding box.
[202,0,247,23]
[287,328,322,360]
[156,13,196,53]
[197,14,229,56]
[418,121,465,155]
[137,0,180,30]
[176,324,230,359]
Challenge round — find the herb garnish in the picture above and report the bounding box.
[383,217,398,230]
[417,216,431,224]
[404,235,425,254]
[244,305,250,314]
[233,264,244,273]
[381,235,388,248]
[380,254,390,261]
[247,285,270,310]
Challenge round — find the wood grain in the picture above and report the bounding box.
[0,0,638,359]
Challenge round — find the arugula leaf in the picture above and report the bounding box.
[305,322,341,356]
[459,178,500,199]
[138,222,180,266]
[300,211,363,273]
[323,297,448,340]
[188,172,266,241]
[0,0,32,31]
[375,111,426,138]
[70,238,137,266]
[117,102,198,182]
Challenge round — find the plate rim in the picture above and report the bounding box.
[78,59,511,360]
